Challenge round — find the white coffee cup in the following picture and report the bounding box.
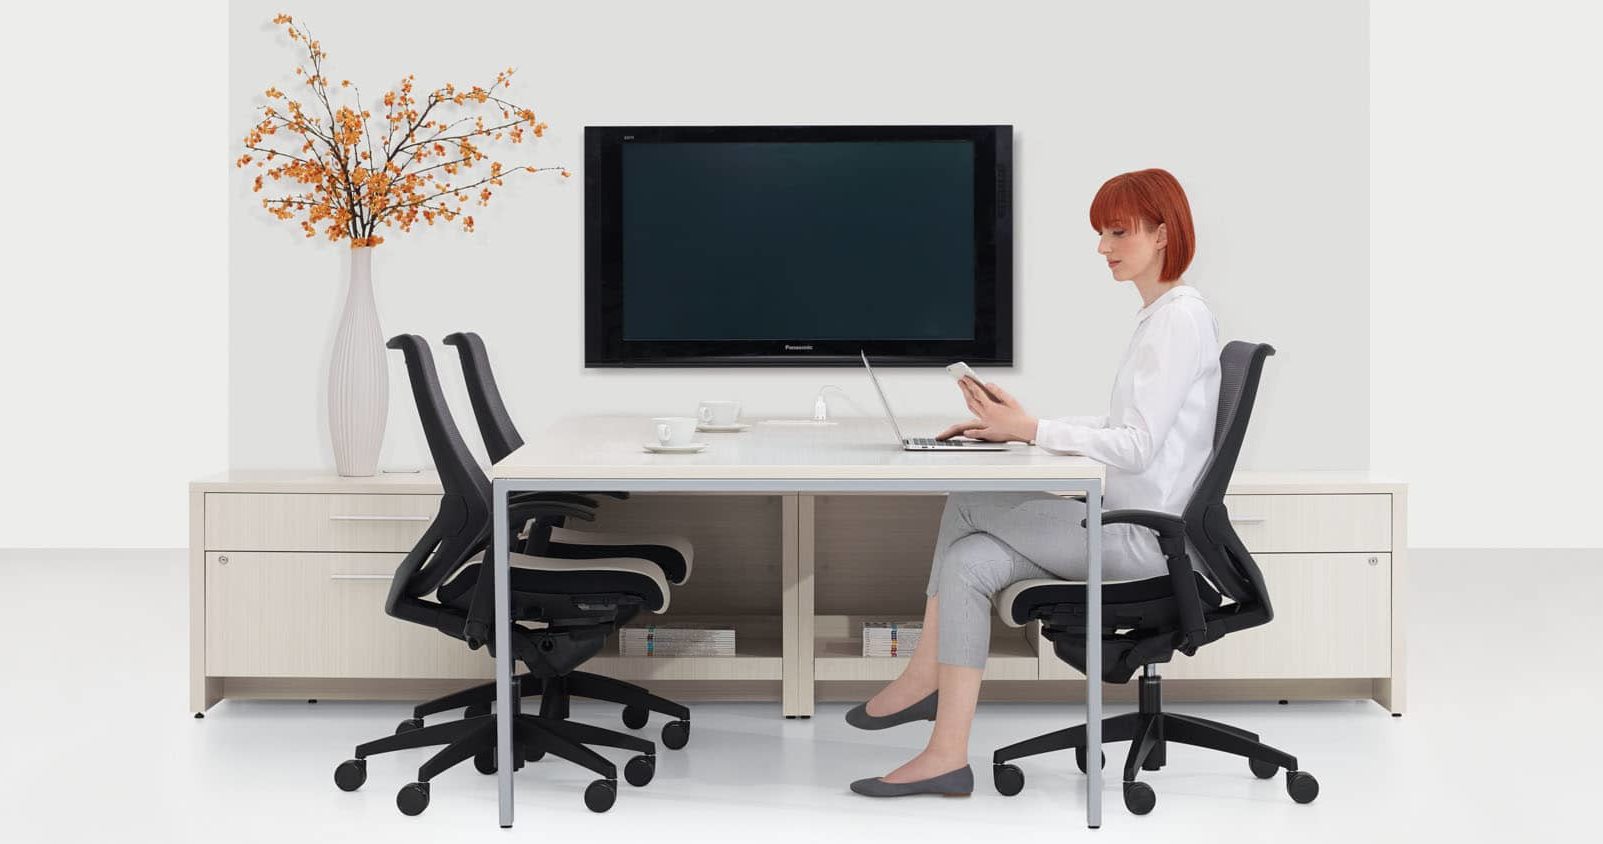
[698,400,742,427]
[653,416,699,447]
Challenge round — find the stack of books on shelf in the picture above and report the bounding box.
[862,621,922,657]
[618,624,737,657]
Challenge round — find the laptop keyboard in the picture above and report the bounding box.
[907,438,956,447]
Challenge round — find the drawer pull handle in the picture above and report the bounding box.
[330,574,395,581]
[329,515,432,522]
[1229,516,1266,525]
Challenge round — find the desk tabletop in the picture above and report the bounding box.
[491,416,1106,482]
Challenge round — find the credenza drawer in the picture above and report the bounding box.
[1221,494,1391,553]
[204,552,490,679]
[204,493,440,552]
[1164,553,1392,679]
[1041,552,1392,680]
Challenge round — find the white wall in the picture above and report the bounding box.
[0,1,228,548]
[227,0,1370,476]
[1369,1,1603,547]
[21,1,1592,551]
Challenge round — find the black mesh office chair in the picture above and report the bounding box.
[388,332,692,746]
[332,335,676,814]
[991,342,1320,815]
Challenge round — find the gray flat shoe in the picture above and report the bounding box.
[850,765,973,797]
[844,691,938,730]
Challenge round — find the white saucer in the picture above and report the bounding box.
[642,442,708,454]
[696,422,751,433]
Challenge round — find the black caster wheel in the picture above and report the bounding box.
[661,720,690,750]
[465,704,490,719]
[334,759,366,792]
[395,718,423,735]
[993,763,1024,796]
[1074,747,1105,773]
[1286,770,1319,804]
[622,704,650,730]
[526,746,546,762]
[193,712,204,719]
[474,748,497,775]
[624,754,656,787]
[1249,758,1278,779]
[1123,781,1156,815]
[584,779,617,813]
[396,782,430,816]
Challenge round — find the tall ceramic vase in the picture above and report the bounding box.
[328,246,387,477]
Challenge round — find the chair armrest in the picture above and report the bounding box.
[460,499,602,649]
[509,491,600,510]
[1081,508,1207,651]
[1093,509,1187,537]
[507,500,596,527]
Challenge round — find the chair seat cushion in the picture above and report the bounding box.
[543,526,694,584]
[438,552,669,613]
[995,572,1221,628]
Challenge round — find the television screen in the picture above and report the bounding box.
[586,125,1011,366]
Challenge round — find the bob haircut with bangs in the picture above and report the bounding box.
[1089,168,1196,282]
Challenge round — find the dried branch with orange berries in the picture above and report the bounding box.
[238,14,569,248]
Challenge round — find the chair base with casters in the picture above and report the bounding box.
[399,671,692,750]
[332,510,679,812]
[335,677,659,815]
[336,597,670,814]
[991,664,1318,815]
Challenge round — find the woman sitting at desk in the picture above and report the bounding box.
[848,168,1222,797]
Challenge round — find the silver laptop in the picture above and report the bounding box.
[861,352,1010,451]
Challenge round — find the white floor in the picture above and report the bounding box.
[1,549,1595,843]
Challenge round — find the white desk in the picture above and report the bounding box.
[490,416,1107,827]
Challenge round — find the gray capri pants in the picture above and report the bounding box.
[925,492,1155,669]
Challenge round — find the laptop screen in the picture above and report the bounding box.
[860,352,908,445]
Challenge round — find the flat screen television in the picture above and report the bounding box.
[584,125,1012,367]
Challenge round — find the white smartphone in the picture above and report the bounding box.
[946,362,1001,401]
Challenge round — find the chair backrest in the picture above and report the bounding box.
[383,334,493,621]
[1180,341,1276,612]
[443,331,524,463]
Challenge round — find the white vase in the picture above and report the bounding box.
[328,246,388,477]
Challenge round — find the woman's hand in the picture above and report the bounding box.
[937,379,1039,442]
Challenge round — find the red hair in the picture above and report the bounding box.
[1089,168,1196,281]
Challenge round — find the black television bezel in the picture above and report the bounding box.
[584,124,1013,367]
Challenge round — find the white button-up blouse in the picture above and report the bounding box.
[1034,284,1221,579]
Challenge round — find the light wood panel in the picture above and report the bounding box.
[605,614,782,681]
[192,470,442,495]
[1039,553,1392,680]
[1375,489,1408,714]
[191,471,1406,714]
[204,493,439,552]
[813,495,945,616]
[222,677,785,703]
[205,552,489,678]
[1222,493,1391,553]
[578,495,783,615]
[813,615,1039,681]
[189,491,220,714]
[782,496,799,715]
[205,551,783,682]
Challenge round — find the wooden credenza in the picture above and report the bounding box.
[190,471,1405,717]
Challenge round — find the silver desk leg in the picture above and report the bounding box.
[494,480,514,827]
[1084,480,1102,828]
